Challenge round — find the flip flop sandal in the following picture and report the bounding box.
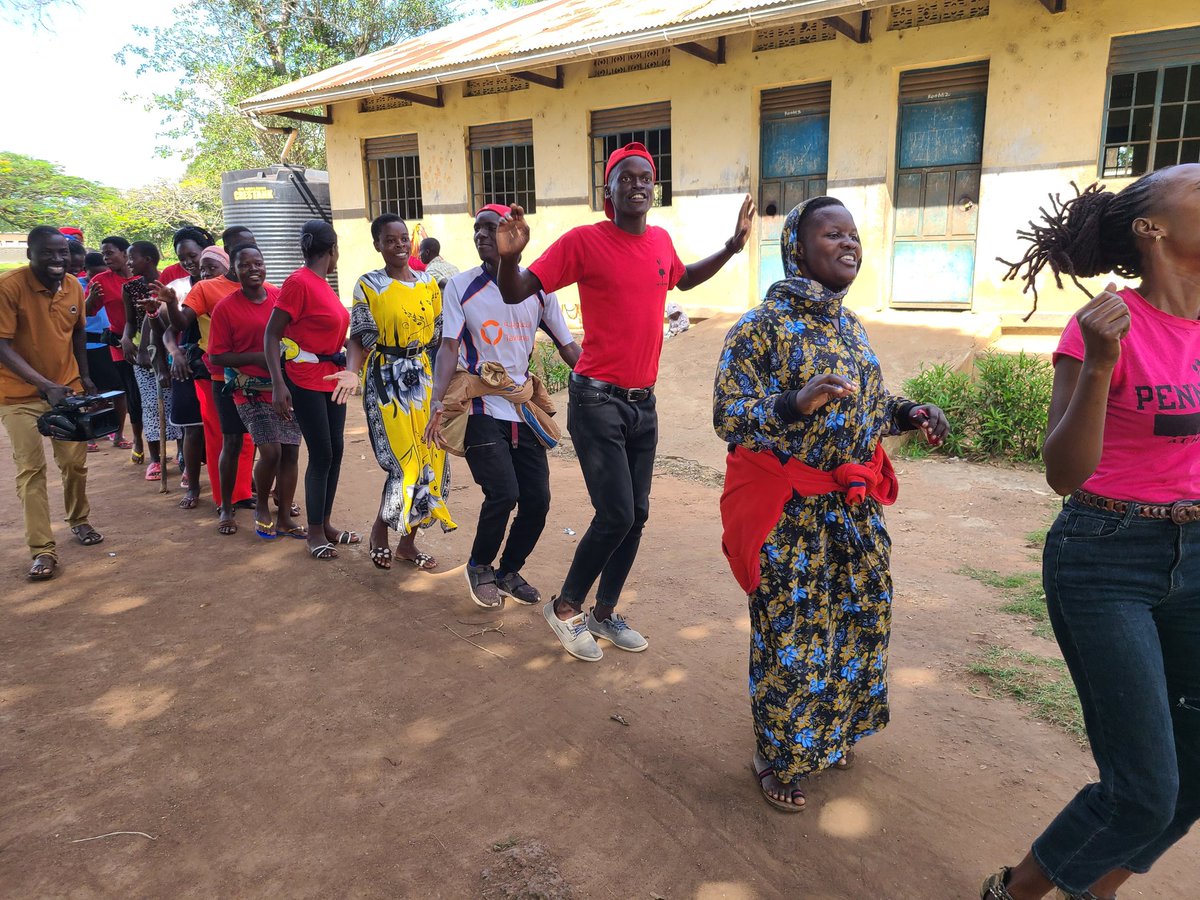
[335,531,361,545]
[178,494,199,510]
[370,546,393,570]
[398,552,436,571]
[750,761,806,813]
[28,554,57,581]
[130,448,144,463]
[310,543,338,560]
[217,519,238,536]
[71,524,104,546]
[280,526,308,539]
[87,442,101,452]
[255,519,277,540]
[145,462,162,480]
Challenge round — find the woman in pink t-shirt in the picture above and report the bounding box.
[982,164,1200,900]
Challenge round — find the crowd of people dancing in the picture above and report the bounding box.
[2,144,1197,899]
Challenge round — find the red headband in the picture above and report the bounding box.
[476,203,513,219]
[603,142,656,220]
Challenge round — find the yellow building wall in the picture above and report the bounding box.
[323,0,1200,323]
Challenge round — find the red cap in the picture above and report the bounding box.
[59,226,84,240]
[476,203,513,219]
[603,142,656,220]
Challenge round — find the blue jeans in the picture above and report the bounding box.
[1032,498,1200,894]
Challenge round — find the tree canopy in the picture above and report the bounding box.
[120,0,456,181]
[0,153,113,232]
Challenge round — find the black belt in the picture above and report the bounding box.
[570,372,654,403]
[376,343,426,360]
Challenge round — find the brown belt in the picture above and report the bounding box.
[1072,489,1200,524]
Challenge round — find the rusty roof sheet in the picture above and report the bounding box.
[242,0,885,113]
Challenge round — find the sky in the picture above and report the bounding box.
[1,0,190,189]
[2,0,503,192]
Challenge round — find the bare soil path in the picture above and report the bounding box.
[1,330,1195,897]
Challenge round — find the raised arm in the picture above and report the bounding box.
[1042,286,1129,495]
[495,205,544,304]
[678,194,755,292]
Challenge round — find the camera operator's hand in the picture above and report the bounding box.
[40,382,74,407]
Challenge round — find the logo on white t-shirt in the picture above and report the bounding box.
[480,320,504,346]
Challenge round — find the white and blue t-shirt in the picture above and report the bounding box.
[441,265,573,423]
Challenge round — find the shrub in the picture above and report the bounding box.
[901,350,1053,464]
[529,339,571,394]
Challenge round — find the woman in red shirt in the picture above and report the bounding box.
[84,236,141,458]
[264,220,359,560]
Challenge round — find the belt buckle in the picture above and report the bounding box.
[625,388,649,402]
[1170,501,1196,524]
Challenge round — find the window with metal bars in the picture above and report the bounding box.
[469,120,536,213]
[364,135,423,221]
[590,103,671,211]
[1101,28,1200,177]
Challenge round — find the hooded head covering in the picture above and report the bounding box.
[199,245,230,272]
[603,142,656,220]
[767,197,854,313]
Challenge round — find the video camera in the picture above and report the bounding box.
[36,391,124,442]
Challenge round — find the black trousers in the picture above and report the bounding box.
[464,414,550,574]
[289,380,346,527]
[558,380,657,608]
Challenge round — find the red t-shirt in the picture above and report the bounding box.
[160,263,189,284]
[208,286,281,405]
[275,267,349,393]
[88,269,134,361]
[529,221,685,388]
[1054,288,1200,503]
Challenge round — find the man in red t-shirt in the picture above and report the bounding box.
[496,142,754,662]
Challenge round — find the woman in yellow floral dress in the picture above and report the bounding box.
[349,214,456,570]
[714,197,947,812]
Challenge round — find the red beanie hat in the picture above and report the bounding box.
[603,142,656,220]
[476,203,513,218]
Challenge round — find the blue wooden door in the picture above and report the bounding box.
[759,84,831,298]
[892,64,988,308]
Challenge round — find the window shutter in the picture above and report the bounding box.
[590,102,671,134]
[760,82,832,119]
[363,134,419,159]
[1109,27,1200,74]
[900,62,989,101]
[468,119,534,149]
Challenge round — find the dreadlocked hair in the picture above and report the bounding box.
[998,169,1164,320]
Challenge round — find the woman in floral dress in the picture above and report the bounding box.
[714,197,947,811]
[349,214,456,571]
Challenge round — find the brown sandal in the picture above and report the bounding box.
[750,760,806,812]
[28,554,57,581]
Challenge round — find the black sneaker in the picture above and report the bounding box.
[495,571,540,605]
[465,564,503,609]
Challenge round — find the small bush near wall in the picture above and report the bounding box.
[901,350,1054,464]
[530,339,571,394]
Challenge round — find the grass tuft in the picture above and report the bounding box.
[969,646,1085,741]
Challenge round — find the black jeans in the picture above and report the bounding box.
[289,381,346,528]
[558,380,657,608]
[464,415,551,573]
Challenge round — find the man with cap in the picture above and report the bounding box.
[495,142,754,661]
[0,226,103,580]
[425,205,580,609]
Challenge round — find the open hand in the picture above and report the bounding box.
[1077,283,1130,370]
[423,407,446,449]
[273,383,293,421]
[324,369,361,405]
[151,280,177,307]
[496,205,530,259]
[793,373,856,416]
[729,193,757,253]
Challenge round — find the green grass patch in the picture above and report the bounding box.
[1025,526,1050,546]
[969,646,1085,741]
[958,565,1037,592]
[960,565,1051,637]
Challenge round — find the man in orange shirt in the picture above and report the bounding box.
[0,226,104,580]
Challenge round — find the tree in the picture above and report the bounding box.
[120,0,456,180]
[80,179,223,252]
[0,0,76,26]
[0,152,113,232]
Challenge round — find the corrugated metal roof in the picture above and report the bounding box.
[241,0,887,114]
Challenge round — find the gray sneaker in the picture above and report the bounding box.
[495,570,540,605]
[465,564,503,609]
[543,601,603,662]
[586,609,648,652]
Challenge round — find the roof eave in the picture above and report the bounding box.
[239,0,886,116]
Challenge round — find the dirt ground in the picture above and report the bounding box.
[2,322,1197,898]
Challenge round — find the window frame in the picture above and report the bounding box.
[364,134,424,221]
[1100,29,1200,178]
[589,103,672,212]
[468,120,537,213]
